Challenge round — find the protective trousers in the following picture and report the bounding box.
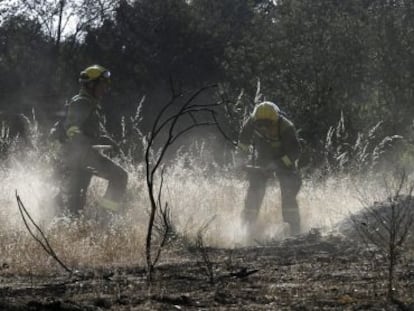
[60,142,128,216]
[243,168,302,235]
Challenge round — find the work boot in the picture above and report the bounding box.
[288,221,301,236]
[283,208,301,236]
[98,197,121,212]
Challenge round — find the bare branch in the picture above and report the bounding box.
[254,78,262,104]
[144,85,230,282]
[16,191,72,274]
[194,216,217,284]
[351,172,414,300]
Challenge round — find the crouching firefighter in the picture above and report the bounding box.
[238,101,302,236]
[56,64,128,217]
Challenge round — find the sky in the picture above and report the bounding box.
[0,0,116,39]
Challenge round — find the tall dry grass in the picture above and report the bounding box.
[0,140,373,276]
[0,112,405,275]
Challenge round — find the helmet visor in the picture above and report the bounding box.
[100,70,111,85]
[102,70,111,79]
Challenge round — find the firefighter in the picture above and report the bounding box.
[58,64,128,216]
[238,101,302,236]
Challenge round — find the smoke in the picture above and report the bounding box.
[0,139,383,274]
[0,147,58,231]
[163,162,365,247]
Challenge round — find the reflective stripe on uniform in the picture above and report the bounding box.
[243,208,259,215]
[98,197,120,211]
[66,126,81,138]
[281,155,293,168]
[271,141,281,148]
[253,129,281,148]
[253,129,265,139]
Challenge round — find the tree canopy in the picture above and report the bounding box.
[1,0,414,167]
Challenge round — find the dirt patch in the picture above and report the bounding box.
[1,231,414,310]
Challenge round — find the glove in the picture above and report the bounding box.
[234,153,247,169]
[238,142,250,153]
[110,142,121,154]
[280,155,294,169]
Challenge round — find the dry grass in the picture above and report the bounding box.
[0,142,388,276]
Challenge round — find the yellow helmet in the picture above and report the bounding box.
[79,64,111,84]
[252,101,280,122]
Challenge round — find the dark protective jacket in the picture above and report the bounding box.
[63,87,103,145]
[239,115,301,169]
[58,88,128,214]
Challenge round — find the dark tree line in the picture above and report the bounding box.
[1,0,414,167]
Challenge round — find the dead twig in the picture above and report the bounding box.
[144,84,230,282]
[351,172,414,301]
[15,191,72,274]
[194,216,217,284]
[151,167,176,267]
[229,267,259,279]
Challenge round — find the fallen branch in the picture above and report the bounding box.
[16,191,72,274]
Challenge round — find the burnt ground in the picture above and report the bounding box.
[1,231,414,311]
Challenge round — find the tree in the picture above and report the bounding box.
[369,0,414,134]
[2,0,118,80]
[0,15,54,115]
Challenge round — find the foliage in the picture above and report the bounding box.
[1,0,414,170]
[321,112,403,176]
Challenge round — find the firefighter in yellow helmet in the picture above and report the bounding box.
[238,101,302,236]
[58,65,128,217]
